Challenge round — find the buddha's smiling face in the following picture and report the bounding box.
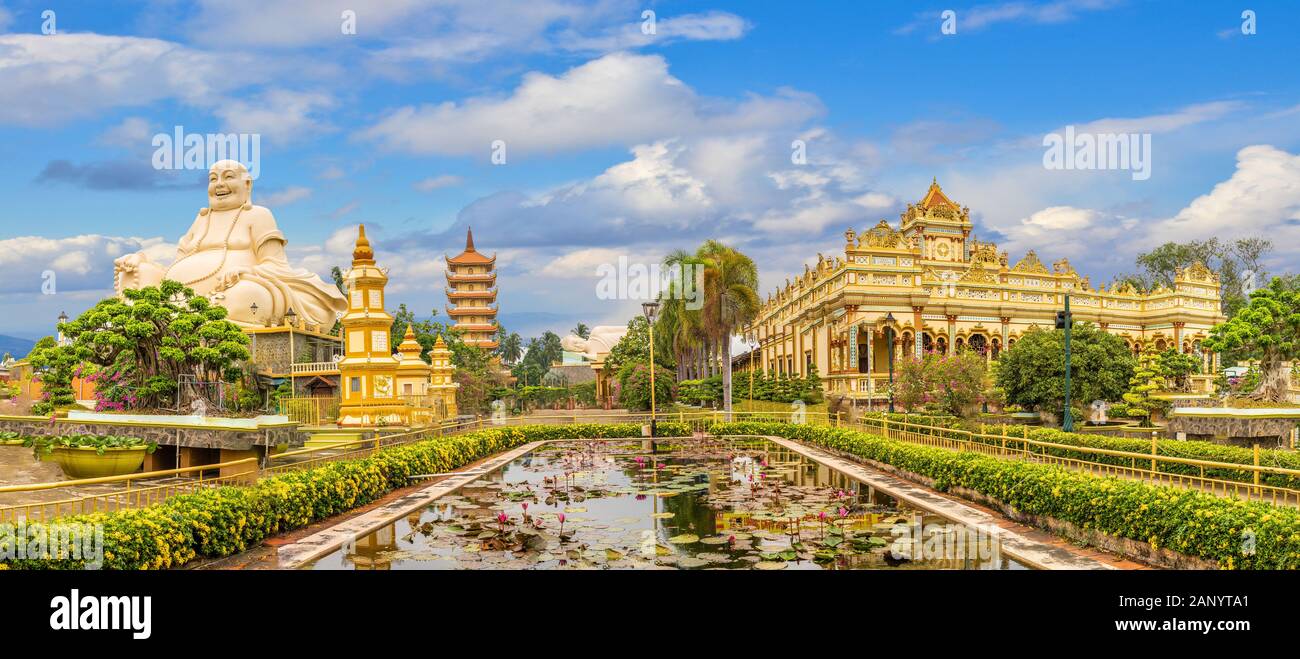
[208,161,251,211]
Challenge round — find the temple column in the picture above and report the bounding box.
[946,315,957,353]
[912,306,924,360]
[1174,321,1185,352]
[1000,316,1010,359]
[865,326,874,374]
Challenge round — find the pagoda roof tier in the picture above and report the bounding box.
[445,288,498,300]
[466,340,500,349]
[446,305,499,317]
[453,323,498,331]
[445,227,497,266]
[446,271,497,283]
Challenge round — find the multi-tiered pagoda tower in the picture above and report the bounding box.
[444,228,499,350]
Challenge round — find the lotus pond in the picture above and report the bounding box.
[306,438,1029,570]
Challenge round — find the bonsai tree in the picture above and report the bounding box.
[58,280,251,410]
[27,337,77,415]
[1156,348,1200,392]
[1204,277,1300,402]
[996,323,1134,419]
[1121,347,1168,427]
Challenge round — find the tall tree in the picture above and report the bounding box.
[1128,237,1272,316]
[571,323,590,339]
[996,324,1134,417]
[696,240,760,419]
[659,248,706,381]
[498,331,523,365]
[1204,277,1300,402]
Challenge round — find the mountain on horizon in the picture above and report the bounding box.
[0,335,36,360]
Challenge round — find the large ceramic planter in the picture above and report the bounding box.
[52,446,147,479]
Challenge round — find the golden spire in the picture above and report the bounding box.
[465,227,476,252]
[433,333,448,348]
[353,224,375,265]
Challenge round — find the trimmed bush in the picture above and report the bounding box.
[711,421,1300,569]
[0,423,683,570]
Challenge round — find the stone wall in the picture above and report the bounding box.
[1167,414,1296,448]
[0,416,306,451]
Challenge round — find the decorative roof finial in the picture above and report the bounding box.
[465,227,476,252]
[353,224,375,265]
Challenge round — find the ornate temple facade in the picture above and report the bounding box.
[444,228,499,350]
[745,180,1226,401]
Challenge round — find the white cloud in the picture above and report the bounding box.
[558,11,749,52]
[212,89,335,142]
[260,186,313,206]
[897,0,1122,35]
[0,234,174,295]
[413,175,464,192]
[359,52,823,156]
[1145,145,1300,248]
[96,117,154,149]
[0,34,263,126]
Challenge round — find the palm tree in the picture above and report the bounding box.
[660,249,706,382]
[696,240,760,419]
[498,332,523,365]
[571,323,590,339]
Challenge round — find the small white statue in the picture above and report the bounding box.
[1090,400,1109,425]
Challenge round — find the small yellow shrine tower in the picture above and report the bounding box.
[337,225,405,426]
[428,334,460,418]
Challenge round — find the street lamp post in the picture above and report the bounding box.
[642,301,661,439]
[883,312,896,414]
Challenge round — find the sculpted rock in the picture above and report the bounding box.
[113,160,347,328]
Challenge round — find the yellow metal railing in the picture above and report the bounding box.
[843,415,1300,507]
[0,457,259,524]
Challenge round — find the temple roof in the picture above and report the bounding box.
[918,178,959,210]
[446,227,496,265]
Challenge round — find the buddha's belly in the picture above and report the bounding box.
[166,250,258,291]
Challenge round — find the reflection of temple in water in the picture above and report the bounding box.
[346,525,398,570]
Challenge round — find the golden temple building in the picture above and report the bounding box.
[338,225,405,426]
[745,180,1226,401]
[445,227,499,350]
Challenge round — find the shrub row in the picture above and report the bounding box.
[0,423,675,570]
[712,421,1300,569]
[866,413,1300,490]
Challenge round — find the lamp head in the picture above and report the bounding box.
[641,301,661,325]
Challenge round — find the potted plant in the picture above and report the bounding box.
[25,434,156,479]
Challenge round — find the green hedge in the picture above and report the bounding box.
[711,421,1300,569]
[0,423,681,570]
[858,414,1300,490]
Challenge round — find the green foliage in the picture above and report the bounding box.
[711,421,1300,569]
[1127,237,1271,316]
[57,281,250,409]
[1206,277,1300,402]
[894,351,986,417]
[27,340,79,415]
[677,376,723,407]
[1121,348,1167,427]
[1156,348,1200,391]
[617,360,675,411]
[0,424,687,570]
[22,434,156,459]
[996,324,1134,414]
[606,316,673,375]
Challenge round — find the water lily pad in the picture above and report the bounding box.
[668,533,700,544]
[677,557,708,568]
[651,512,676,519]
[754,561,787,570]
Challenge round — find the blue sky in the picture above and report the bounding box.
[1,0,1299,342]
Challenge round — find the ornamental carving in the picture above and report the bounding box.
[862,220,904,249]
[1052,257,1077,277]
[1011,250,1050,274]
[959,261,998,284]
[1177,261,1219,284]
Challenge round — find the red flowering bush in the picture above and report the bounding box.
[894,350,988,417]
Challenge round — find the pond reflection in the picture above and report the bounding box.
[307,439,1028,570]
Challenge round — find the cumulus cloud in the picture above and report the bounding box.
[359,52,824,157]
[0,235,174,295]
[212,89,336,142]
[1144,145,1300,249]
[0,34,265,126]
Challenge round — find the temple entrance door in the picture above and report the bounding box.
[968,334,988,357]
